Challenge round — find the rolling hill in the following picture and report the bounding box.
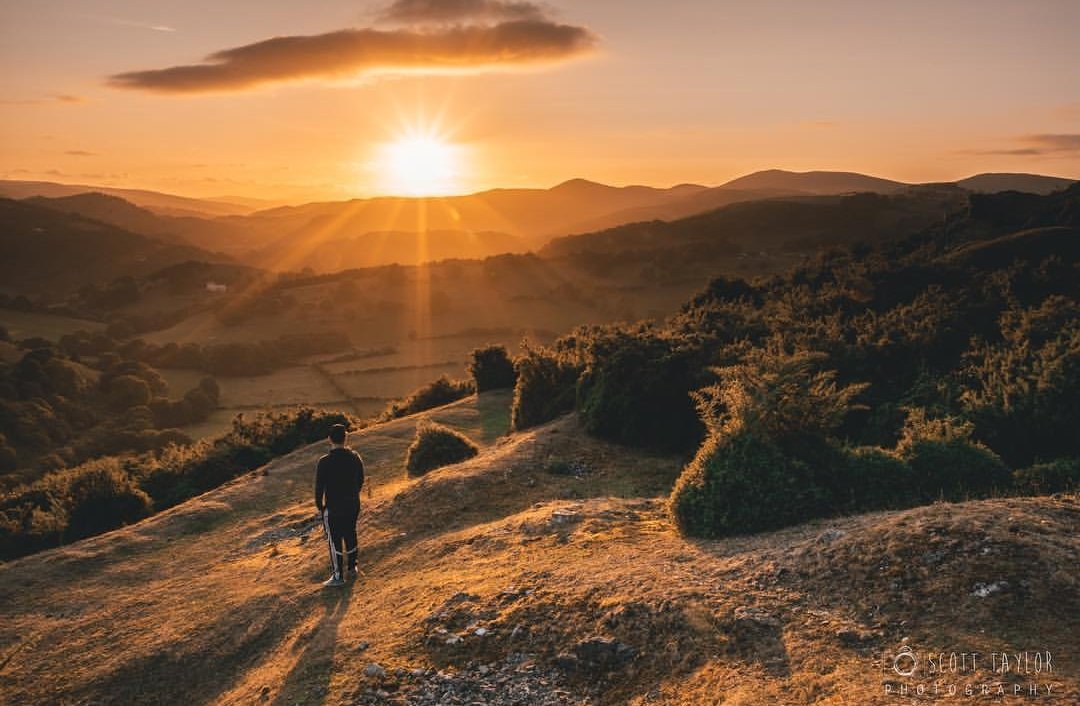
[0,393,1075,705]
[956,172,1076,195]
[11,172,1076,276]
[715,169,908,194]
[540,186,968,263]
[25,192,273,253]
[0,179,265,217]
[0,198,231,295]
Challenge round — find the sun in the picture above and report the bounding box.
[377,133,463,196]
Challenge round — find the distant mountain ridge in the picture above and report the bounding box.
[955,172,1076,195]
[715,169,908,194]
[0,180,264,217]
[9,171,1075,274]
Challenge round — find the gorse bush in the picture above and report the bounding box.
[693,349,867,445]
[383,376,474,420]
[405,420,479,476]
[59,460,153,541]
[576,327,708,451]
[669,349,863,537]
[960,301,1080,467]
[511,346,581,431]
[895,408,1011,501]
[469,345,517,392]
[1013,457,1080,494]
[670,428,830,538]
[835,446,915,511]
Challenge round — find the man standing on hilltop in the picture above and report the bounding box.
[314,423,365,587]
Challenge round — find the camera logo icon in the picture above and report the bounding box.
[892,646,919,677]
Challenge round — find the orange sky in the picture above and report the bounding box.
[1,0,1078,203]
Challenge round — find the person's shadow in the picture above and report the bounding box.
[270,583,353,705]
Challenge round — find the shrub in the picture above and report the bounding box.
[405,420,479,476]
[960,314,1080,468]
[383,376,474,420]
[671,348,871,537]
[58,460,153,541]
[669,429,830,538]
[835,446,916,510]
[896,409,1011,500]
[1013,458,1080,495]
[577,328,708,451]
[511,347,580,431]
[694,349,868,447]
[469,345,517,392]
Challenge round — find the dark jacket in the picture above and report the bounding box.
[314,447,365,514]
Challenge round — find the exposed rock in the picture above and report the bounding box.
[971,580,1009,598]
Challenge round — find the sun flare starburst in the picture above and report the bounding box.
[377,132,463,196]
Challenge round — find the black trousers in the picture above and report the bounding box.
[322,506,359,576]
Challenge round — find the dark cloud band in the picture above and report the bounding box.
[973,134,1080,156]
[377,0,548,23]
[108,20,596,94]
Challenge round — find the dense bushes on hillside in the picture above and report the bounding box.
[469,345,517,392]
[504,185,1080,536]
[382,376,474,420]
[893,409,1011,501]
[405,420,479,476]
[959,297,1080,467]
[0,344,220,481]
[0,406,355,560]
[576,327,710,452]
[1013,457,1080,494]
[510,346,581,431]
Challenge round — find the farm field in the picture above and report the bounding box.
[0,309,104,340]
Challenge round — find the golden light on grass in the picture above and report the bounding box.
[377,132,465,197]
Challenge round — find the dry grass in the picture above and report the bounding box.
[1,390,1076,706]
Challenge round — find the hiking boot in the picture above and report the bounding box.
[347,566,361,581]
[322,574,345,587]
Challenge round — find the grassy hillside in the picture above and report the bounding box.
[0,393,1075,705]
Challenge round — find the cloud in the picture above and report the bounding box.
[111,19,177,32]
[0,94,87,106]
[107,20,596,94]
[970,134,1080,156]
[376,0,548,23]
[65,150,98,157]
